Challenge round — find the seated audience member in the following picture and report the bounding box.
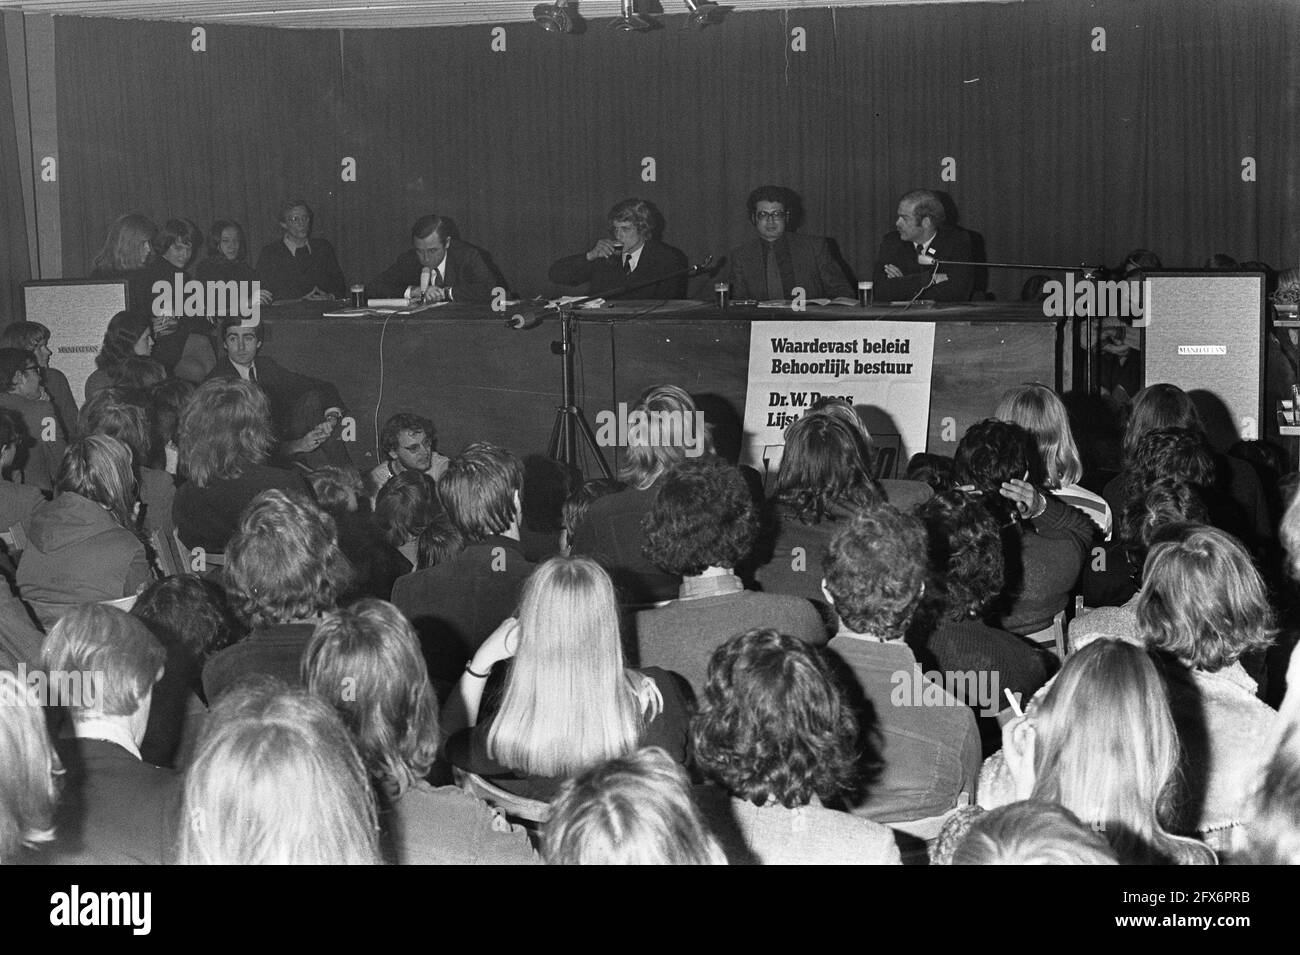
[416,512,464,570]
[912,490,1050,754]
[17,435,154,626]
[367,412,450,501]
[804,397,933,508]
[367,214,503,304]
[519,454,578,563]
[995,382,1111,536]
[115,356,167,393]
[1136,524,1276,858]
[549,198,689,300]
[209,316,350,470]
[304,600,537,865]
[1076,476,1207,629]
[953,419,1094,636]
[722,185,852,301]
[376,469,440,570]
[871,189,974,302]
[393,443,534,694]
[905,451,954,491]
[80,388,175,537]
[2,322,77,441]
[202,489,353,701]
[254,199,347,301]
[822,504,981,824]
[0,668,61,863]
[1104,383,1269,553]
[89,213,161,314]
[569,384,712,603]
[84,310,156,402]
[561,477,623,556]
[308,466,408,601]
[194,219,272,304]
[132,576,243,769]
[991,640,1217,864]
[691,628,901,865]
[754,412,884,604]
[636,459,826,695]
[42,605,176,865]
[1094,249,1161,399]
[544,747,726,866]
[444,556,690,802]
[0,409,46,531]
[946,801,1118,865]
[147,377,193,475]
[144,218,216,378]
[0,347,68,491]
[177,680,380,864]
[172,378,307,553]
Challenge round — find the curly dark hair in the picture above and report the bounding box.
[952,418,1039,522]
[375,469,440,548]
[692,628,859,808]
[379,412,436,455]
[1118,477,1208,573]
[822,503,927,638]
[916,489,1005,621]
[1126,427,1216,489]
[745,185,803,227]
[95,311,153,371]
[774,413,881,524]
[642,459,758,576]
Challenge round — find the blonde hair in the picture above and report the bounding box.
[994,382,1082,488]
[178,681,379,865]
[488,556,659,778]
[0,671,61,860]
[1029,640,1206,864]
[616,384,712,490]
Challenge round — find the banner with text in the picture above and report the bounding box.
[741,320,936,481]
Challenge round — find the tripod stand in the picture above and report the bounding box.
[526,256,714,477]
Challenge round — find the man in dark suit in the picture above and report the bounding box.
[724,185,853,301]
[871,189,974,302]
[549,197,689,300]
[391,442,534,698]
[209,316,350,469]
[366,214,503,304]
[43,605,179,865]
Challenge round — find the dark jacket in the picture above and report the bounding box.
[871,225,975,302]
[549,240,689,300]
[366,242,503,303]
[724,232,852,300]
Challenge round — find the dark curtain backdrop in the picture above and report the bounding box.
[0,17,32,317]
[53,0,1300,303]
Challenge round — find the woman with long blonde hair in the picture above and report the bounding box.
[995,382,1111,537]
[444,556,690,801]
[999,639,1215,864]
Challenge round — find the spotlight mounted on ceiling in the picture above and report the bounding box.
[683,1,725,28]
[533,1,576,33]
[610,0,655,32]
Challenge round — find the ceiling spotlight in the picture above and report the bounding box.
[684,1,724,27]
[533,1,574,33]
[610,0,654,32]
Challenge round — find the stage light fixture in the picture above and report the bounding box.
[533,1,574,33]
[683,1,724,27]
[610,0,654,32]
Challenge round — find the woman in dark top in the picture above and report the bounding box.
[912,489,1050,755]
[443,555,690,802]
[83,310,155,402]
[173,377,306,553]
[195,219,274,306]
[144,218,214,378]
[89,213,160,314]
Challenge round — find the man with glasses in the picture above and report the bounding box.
[255,199,348,301]
[722,185,853,303]
[871,188,974,303]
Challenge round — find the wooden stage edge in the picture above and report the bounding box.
[255,300,1068,477]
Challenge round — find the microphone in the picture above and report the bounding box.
[419,268,431,297]
[506,305,548,330]
[917,248,938,266]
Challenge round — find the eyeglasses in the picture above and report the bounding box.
[755,211,788,221]
[21,366,40,374]
[284,214,310,224]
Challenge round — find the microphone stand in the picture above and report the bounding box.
[542,256,715,477]
[919,255,1105,392]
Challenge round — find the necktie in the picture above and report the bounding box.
[433,269,445,289]
[914,243,924,256]
[764,244,783,300]
[623,254,633,274]
[249,364,258,384]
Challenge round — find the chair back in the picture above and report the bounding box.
[453,767,551,825]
